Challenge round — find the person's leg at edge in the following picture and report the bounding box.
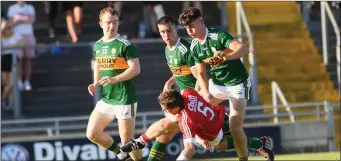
[86,110,125,156]
[23,36,36,91]
[73,5,83,35]
[65,9,78,43]
[229,97,248,161]
[118,118,142,161]
[117,103,142,161]
[1,72,13,104]
[215,136,263,151]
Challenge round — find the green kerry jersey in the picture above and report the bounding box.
[93,34,137,105]
[190,28,249,86]
[165,38,196,90]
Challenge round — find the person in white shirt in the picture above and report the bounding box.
[1,20,24,109]
[7,1,36,91]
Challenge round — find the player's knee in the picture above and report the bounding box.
[86,129,101,143]
[156,133,176,143]
[229,115,244,134]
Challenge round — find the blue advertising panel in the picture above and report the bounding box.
[1,126,281,161]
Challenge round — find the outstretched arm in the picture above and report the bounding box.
[177,142,196,160]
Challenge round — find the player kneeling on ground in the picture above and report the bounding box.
[122,89,275,161]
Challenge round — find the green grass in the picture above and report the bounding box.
[202,152,340,160]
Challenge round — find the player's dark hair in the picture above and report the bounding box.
[158,89,184,109]
[99,7,119,22]
[178,7,202,26]
[157,15,178,26]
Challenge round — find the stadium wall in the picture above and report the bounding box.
[1,121,332,160]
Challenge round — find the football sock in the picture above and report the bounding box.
[248,138,263,149]
[138,133,152,144]
[147,141,166,161]
[226,136,262,149]
[107,139,121,154]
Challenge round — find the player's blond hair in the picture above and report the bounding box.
[158,89,184,109]
[99,7,119,22]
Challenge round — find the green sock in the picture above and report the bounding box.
[226,136,262,150]
[227,136,235,149]
[107,139,121,154]
[147,141,166,161]
[247,138,262,149]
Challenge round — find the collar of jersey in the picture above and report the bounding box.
[102,33,120,43]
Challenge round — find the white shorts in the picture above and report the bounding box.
[164,111,178,123]
[208,77,251,100]
[194,129,224,150]
[94,99,137,120]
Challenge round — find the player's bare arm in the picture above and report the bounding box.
[177,142,196,160]
[196,62,213,102]
[164,76,176,92]
[217,40,249,61]
[88,61,100,96]
[99,58,141,85]
[190,66,201,91]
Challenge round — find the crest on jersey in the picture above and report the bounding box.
[168,55,173,64]
[174,58,178,65]
[111,48,116,55]
[102,48,108,55]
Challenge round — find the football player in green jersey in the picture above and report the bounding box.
[178,7,273,161]
[136,15,198,161]
[86,7,142,161]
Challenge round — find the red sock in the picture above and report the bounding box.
[140,133,152,143]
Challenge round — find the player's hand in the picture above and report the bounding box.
[88,83,98,96]
[163,82,173,92]
[99,76,118,86]
[202,91,214,103]
[214,50,227,61]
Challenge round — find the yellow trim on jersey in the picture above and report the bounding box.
[169,65,192,76]
[203,56,225,68]
[96,56,129,70]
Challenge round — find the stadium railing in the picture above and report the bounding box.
[236,1,259,104]
[2,102,339,142]
[271,81,295,123]
[320,1,341,93]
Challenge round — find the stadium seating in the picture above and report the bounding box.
[226,1,340,148]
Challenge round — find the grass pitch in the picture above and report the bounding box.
[204,151,340,160]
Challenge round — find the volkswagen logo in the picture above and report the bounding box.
[1,144,29,161]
